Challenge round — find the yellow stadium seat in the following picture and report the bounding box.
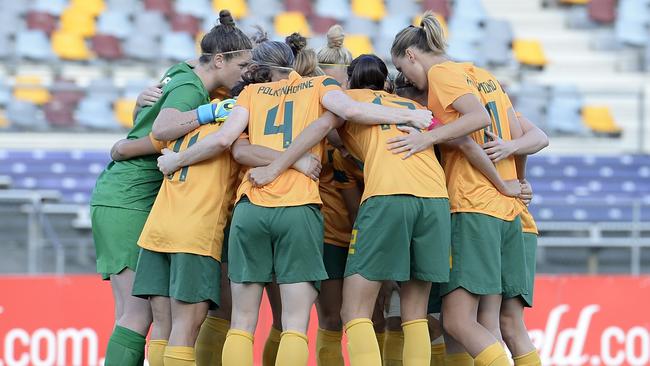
[70,0,106,17]
[52,31,93,60]
[413,13,448,38]
[13,76,51,105]
[345,35,374,58]
[60,8,97,37]
[582,106,622,135]
[513,39,547,67]
[114,98,137,128]
[213,0,248,19]
[274,12,311,37]
[352,0,386,21]
[0,111,8,128]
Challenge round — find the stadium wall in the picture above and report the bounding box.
[1,276,649,366]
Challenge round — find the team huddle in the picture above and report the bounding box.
[90,9,549,366]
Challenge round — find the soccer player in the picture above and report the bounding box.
[154,39,433,366]
[388,12,526,366]
[91,10,252,366]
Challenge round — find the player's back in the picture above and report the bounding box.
[340,89,447,202]
[235,71,342,207]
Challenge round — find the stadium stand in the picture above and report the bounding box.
[0,0,649,276]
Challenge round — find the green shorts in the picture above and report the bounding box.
[323,243,348,279]
[440,213,527,297]
[91,206,149,280]
[505,233,537,307]
[228,198,328,284]
[132,248,221,309]
[344,195,451,282]
[221,221,230,263]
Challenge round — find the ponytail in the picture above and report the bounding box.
[391,11,446,57]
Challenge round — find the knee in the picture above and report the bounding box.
[442,316,465,341]
[319,311,343,331]
[499,311,519,345]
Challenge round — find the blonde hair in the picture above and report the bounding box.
[317,25,353,66]
[391,11,446,57]
[286,32,324,77]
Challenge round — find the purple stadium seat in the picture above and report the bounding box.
[92,34,124,60]
[422,0,451,19]
[588,0,617,24]
[170,13,201,35]
[26,11,58,36]
[285,0,313,17]
[144,0,173,17]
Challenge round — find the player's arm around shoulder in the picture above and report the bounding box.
[111,135,162,161]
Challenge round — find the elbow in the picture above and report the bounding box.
[111,141,126,161]
[540,133,550,149]
[230,143,247,164]
[212,134,232,155]
[151,124,169,141]
[477,110,491,130]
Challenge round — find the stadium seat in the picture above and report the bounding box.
[448,15,484,43]
[13,76,51,106]
[50,80,85,106]
[285,0,313,17]
[513,39,547,67]
[0,34,12,59]
[315,0,350,20]
[171,13,201,35]
[422,0,451,19]
[15,31,53,61]
[453,0,487,23]
[69,0,106,17]
[615,0,650,46]
[92,34,123,60]
[547,85,584,135]
[87,79,120,101]
[351,0,386,21]
[274,12,311,37]
[31,0,68,16]
[106,0,140,14]
[175,0,212,18]
[6,99,48,130]
[0,10,25,37]
[0,0,30,16]
[26,11,58,35]
[123,33,159,61]
[97,10,133,39]
[515,83,548,131]
[482,19,513,66]
[60,8,97,38]
[75,97,118,130]
[310,15,339,35]
[144,0,173,17]
[44,99,76,128]
[134,11,170,38]
[52,31,93,61]
[386,0,418,18]
[344,16,378,37]
[247,0,282,19]
[588,0,617,23]
[582,106,622,136]
[162,32,196,61]
[380,16,411,39]
[345,34,374,58]
[0,81,11,106]
[566,6,598,29]
[448,38,485,66]
[114,98,136,128]
[212,0,248,19]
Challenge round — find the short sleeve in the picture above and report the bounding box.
[318,77,343,104]
[427,65,476,115]
[161,84,206,112]
[235,86,252,110]
[148,133,166,153]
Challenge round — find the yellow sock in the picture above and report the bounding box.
[475,342,509,366]
[316,328,344,366]
[383,330,404,366]
[402,319,430,366]
[196,316,230,366]
[163,346,195,366]
[376,331,386,360]
[262,326,282,366]
[430,343,446,366]
[275,331,309,366]
[147,339,167,366]
[345,318,382,366]
[513,350,541,366]
[445,352,473,366]
[222,329,254,366]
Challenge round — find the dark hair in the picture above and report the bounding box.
[347,54,388,91]
[394,72,425,101]
[199,10,253,63]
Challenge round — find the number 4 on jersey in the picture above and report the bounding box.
[264,101,294,148]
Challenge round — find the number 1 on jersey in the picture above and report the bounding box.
[484,101,503,143]
[264,101,294,148]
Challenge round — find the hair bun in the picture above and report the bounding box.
[219,10,235,26]
[326,25,345,49]
[285,32,307,56]
[250,25,269,45]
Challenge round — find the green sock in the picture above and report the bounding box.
[104,326,146,366]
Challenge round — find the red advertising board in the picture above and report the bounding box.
[1,275,649,366]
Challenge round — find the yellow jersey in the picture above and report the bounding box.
[520,207,539,235]
[427,61,522,220]
[138,123,240,261]
[320,145,362,247]
[340,89,448,203]
[235,71,343,207]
